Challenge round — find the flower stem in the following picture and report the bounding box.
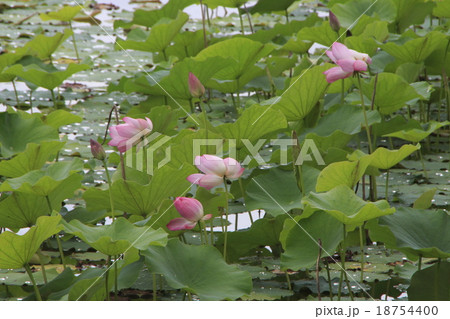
[223,177,230,262]
[385,169,390,200]
[45,196,66,269]
[37,250,48,284]
[69,21,80,61]
[238,10,245,34]
[50,89,57,109]
[357,74,373,154]
[103,159,115,220]
[153,273,157,301]
[359,224,365,283]
[12,80,19,105]
[325,260,333,301]
[199,0,207,48]
[24,264,42,301]
[105,255,111,301]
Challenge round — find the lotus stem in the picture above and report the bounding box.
[45,196,66,269]
[223,177,230,262]
[385,169,390,200]
[105,255,111,301]
[153,273,157,301]
[243,4,254,33]
[316,239,322,300]
[286,272,292,291]
[357,74,373,154]
[24,264,42,301]
[359,224,365,283]
[69,21,80,61]
[238,9,245,34]
[325,259,333,301]
[50,89,57,109]
[419,148,428,179]
[37,250,48,284]
[114,256,118,300]
[103,159,115,220]
[12,80,19,105]
[199,0,208,48]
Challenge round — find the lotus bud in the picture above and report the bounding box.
[90,139,106,161]
[188,72,205,98]
[329,11,340,32]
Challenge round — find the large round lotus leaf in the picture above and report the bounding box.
[0,215,63,269]
[280,211,344,271]
[315,158,372,192]
[0,158,83,197]
[63,218,168,256]
[383,121,450,143]
[364,144,420,170]
[303,185,395,225]
[40,6,82,22]
[408,261,450,301]
[142,239,252,300]
[0,112,58,157]
[204,0,248,9]
[331,0,397,28]
[367,207,450,260]
[245,168,302,217]
[249,0,296,13]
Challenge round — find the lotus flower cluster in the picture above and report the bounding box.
[108,117,153,152]
[167,197,212,231]
[187,154,244,190]
[323,42,372,83]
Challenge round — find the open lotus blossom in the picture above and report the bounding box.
[187,154,244,190]
[323,42,372,83]
[188,72,205,98]
[108,117,153,152]
[167,197,212,231]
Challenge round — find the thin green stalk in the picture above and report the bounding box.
[235,213,238,231]
[24,264,42,301]
[105,255,111,301]
[359,224,365,283]
[419,148,428,179]
[201,220,209,245]
[103,159,115,220]
[223,177,230,262]
[37,250,48,284]
[12,80,19,105]
[340,225,354,300]
[316,239,323,301]
[187,290,193,301]
[198,223,205,245]
[50,89,57,109]
[357,75,373,154]
[199,0,208,48]
[189,98,194,113]
[236,78,241,109]
[230,93,237,113]
[143,142,148,174]
[238,10,245,34]
[418,256,422,271]
[69,21,80,61]
[325,260,333,301]
[45,196,66,269]
[285,9,289,22]
[209,219,214,245]
[385,169,390,200]
[243,4,254,33]
[114,256,118,300]
[340,79,345,104]
[286,272,292,291]
[153,273,157,301]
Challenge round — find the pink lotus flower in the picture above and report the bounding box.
[187,154,244,190]
[167,197,212,231]
[108,117,153,152]
[188,72,205,98]
[324,43,372,83]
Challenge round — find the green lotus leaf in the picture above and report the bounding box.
[303,185,395,225]
[142,239,252,300]
[4,63,90,91]
[24,29,73,60]
[43,110,82,129]
[0,141,64,178]
[216,216,287,262]
[365,144,420,170]
[215,104,287,150]
[249,0,296,13]
[0,215,63,269]
[124,57,230,100]
[0,112,58,157]
[165,30,205,60]
[392,0,435,32]
[40,6,83,22]
[204,0,248,9]
[116,12,188,54]
[269,64,330,121]
[315,157,372,192]
[245,168,302,217]
[395,62,423,83]
[408,261,450,301]
[361,73,421,114]
[193,37,274,93]
[0,158,83,197]
[382,31,446,63]
[367,207,450,260]
[383,121,450,143]
[0,47,30,82]
[83,165,195,216]
[331,0,397,28]
[114,0,196,28]
[413,188,437,210]
[433,0,450,18]
[297,21,338,47]
[280,211,344,271]
[63,218,168,256]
